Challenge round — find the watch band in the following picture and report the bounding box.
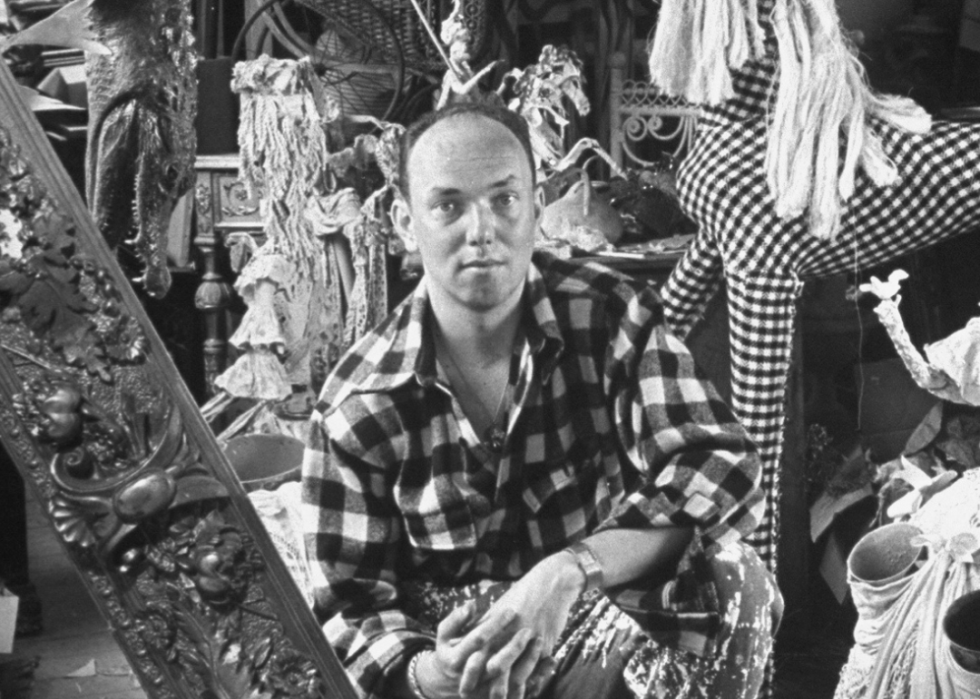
[407,649,434,699]
[565,541,604,593]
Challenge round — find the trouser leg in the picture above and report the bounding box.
[537,622,634,699]
[545,542,782,699]
[402,542,782,699]
[695,541,783,699]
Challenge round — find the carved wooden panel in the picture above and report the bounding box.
[0,62,356,699]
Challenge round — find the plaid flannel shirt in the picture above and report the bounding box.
[302,252,763,698]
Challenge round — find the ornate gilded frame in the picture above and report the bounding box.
[0,61,356,699]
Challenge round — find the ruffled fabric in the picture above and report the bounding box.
[228,260,289,350]
[214,347,291,401]
[218,56,347,400]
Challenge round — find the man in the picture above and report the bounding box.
[302,102,781,699]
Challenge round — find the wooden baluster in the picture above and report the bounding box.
[192,172,232,397]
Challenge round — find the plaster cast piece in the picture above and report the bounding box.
[504,45,592,174]
[539,168,621,252]
[432,0,501,109]
[860,270,975,406]
[85,0,197,298]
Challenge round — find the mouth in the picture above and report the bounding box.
[462,259,503,269]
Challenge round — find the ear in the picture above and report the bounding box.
[390,194,418,253]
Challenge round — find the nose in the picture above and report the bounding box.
[464,202,494,249]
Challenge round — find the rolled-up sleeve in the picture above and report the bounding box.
[301,403,434,699]
[598,290,764,554]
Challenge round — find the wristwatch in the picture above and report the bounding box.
[407,649,434,699]
[565,541,604,593]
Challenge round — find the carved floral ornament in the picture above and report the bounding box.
[0,113,339,697]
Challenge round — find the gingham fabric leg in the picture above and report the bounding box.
[723,271,803,566]
[660,231,724,341]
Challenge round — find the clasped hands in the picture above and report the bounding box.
[414,551,585,699]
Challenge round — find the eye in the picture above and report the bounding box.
[432,200,458,218]
[494,192,518,208]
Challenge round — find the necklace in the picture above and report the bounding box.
[434,332,511,452]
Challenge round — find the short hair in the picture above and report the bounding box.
[396,101,536,199]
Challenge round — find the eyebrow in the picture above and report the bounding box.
[423,175,522,199]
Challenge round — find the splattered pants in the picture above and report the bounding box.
[403,542,782,699]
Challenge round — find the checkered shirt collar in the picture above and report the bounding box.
[347,259,565,396]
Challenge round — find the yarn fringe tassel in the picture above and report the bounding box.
[648,0,933,241]
[647,0,764,105]
[233,56,332,262]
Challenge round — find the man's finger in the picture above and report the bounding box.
[485,628,533,679]
[438,600,478,644]
[483,629,535,699]
[458,646,490,697]
[507,636,544,689]
[451,607,518,663]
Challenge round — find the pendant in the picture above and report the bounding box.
[485,425,506,452]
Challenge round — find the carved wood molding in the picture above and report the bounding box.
[0,62,356,699]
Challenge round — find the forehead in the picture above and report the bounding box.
[406,115,532,196]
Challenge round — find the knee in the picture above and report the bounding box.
[709,542,783,642]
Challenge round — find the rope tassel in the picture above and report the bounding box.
[767,0,932,240]
[648,0,934,241]
[647,0,763,105]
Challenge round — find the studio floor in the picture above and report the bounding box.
[4,490,849,699]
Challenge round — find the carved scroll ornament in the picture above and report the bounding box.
[0,61,355,699]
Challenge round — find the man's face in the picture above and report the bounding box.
[394,114,539,314]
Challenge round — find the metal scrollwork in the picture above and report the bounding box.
[615,80,700,167]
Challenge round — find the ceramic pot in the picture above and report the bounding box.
[944,590,980,674]
[847,522,925,584]
[223,433,305,492]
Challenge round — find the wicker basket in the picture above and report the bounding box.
[295,0,488,72]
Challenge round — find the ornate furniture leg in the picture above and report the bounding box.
[193,165,232,397]
[192,155,265,398]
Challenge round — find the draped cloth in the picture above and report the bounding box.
[214,57,345,400]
